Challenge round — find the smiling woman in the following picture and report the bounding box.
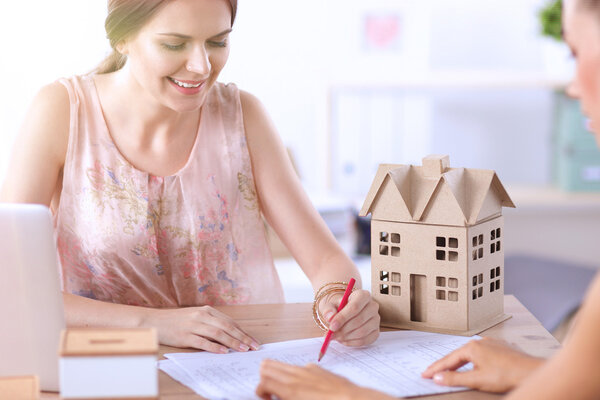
[0,0,380,356]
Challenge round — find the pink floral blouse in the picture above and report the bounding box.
[53,75,284,307]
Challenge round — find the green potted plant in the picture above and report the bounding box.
[539,0,562,41]
[538,0,572,78]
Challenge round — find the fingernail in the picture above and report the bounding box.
[251,341,261,351]
[330,321,339,331]
[239,344,250,352]
[325,311,335,322]
[433,373,444,383]
[220,347,229,354]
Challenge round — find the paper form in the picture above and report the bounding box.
[159,330,477,399]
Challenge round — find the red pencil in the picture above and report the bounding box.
[317,278,356,362]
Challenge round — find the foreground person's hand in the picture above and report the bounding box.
[256,359,395,400]
[422,337,544,393]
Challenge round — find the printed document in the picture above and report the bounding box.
[159,330,476,399]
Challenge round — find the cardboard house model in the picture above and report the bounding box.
[359,155,516,335]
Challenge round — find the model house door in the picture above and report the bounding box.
[410,274,427,322]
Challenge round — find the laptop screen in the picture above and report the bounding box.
[0,203,65,392]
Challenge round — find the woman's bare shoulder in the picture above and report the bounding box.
[238,89,273,136]
[34,81,70,121]
[25,81,71,162]
[0,80,72,203]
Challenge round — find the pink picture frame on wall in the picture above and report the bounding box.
[363,13,402,52]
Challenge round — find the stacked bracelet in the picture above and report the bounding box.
[312,281,355,331]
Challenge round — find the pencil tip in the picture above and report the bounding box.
[318,352,323,362]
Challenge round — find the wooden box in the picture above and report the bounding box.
[0,375,39,400]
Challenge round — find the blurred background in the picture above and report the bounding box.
[1,0,598,338]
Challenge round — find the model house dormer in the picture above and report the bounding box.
[360,155,516,335]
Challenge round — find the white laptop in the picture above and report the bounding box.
[0,203,65,392]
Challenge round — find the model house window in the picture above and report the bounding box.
[490,228,501,254]
[380,284,401,296]
[472,234,484,261]
[490,266,501,292]
[379,231,400,257]
[379,270,401,296]
[436,276,458,302]
[380,271,389,281]
[472,273,484,300]
[435,236,458,262]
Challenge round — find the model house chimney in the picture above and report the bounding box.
[422,155,450,177]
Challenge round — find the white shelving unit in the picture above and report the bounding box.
[328,73,570,198]
[504,185,600,268]
[329,72,569,90]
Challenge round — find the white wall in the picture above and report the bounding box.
[0,0,569,196]
[0,1,109,183]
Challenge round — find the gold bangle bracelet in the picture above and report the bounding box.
[312,281,355,331]
[314,281,347,299]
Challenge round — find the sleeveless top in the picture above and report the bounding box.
[53,75,284,307]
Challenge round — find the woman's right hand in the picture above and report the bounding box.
[144,305,261,353]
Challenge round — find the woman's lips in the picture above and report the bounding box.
[167,77,204,95]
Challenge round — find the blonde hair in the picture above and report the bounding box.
[95,0,238,74]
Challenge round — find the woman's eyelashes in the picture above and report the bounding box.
[161,42,186,51]
[208,40,227,48]
[569,47,577,59]
[160,40,227,52]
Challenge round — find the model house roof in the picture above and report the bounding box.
[359,155,515,226]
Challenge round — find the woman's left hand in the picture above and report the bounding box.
[320,289,380,346]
